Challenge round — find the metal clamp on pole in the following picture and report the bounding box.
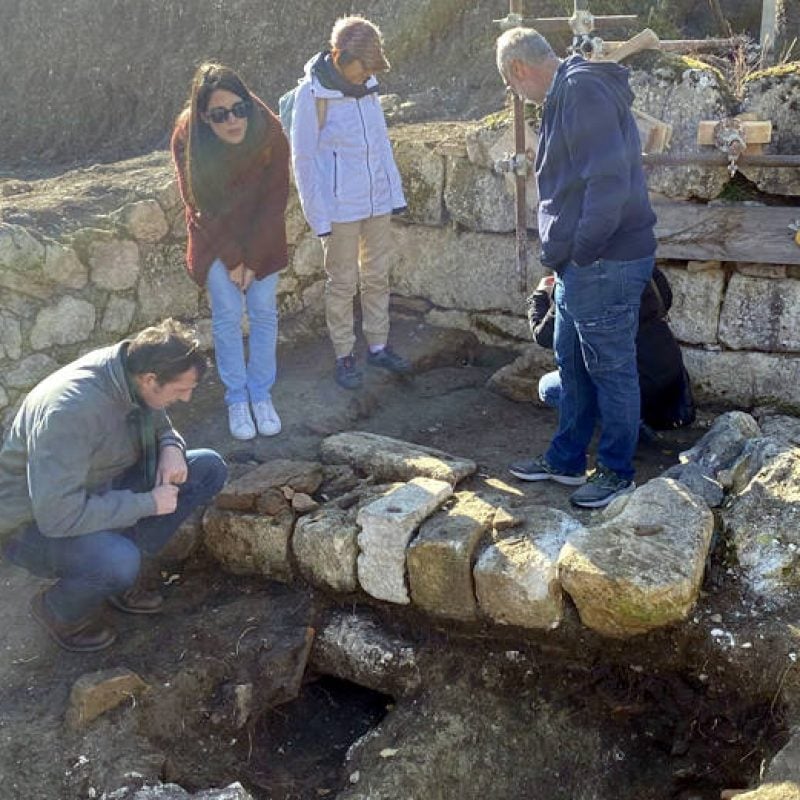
[494,151,534,177]
[713,118,748,177]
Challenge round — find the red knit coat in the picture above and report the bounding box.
[171,98,290,287]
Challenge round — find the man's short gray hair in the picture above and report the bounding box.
[496,27,556,80]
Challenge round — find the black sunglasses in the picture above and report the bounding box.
[205,100,251,124]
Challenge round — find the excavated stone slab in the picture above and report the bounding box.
[294,506,360,593]
[678,411,761,487]
[216,459,323,513]
[357,477,453,604]
[723,447,800,602]
[407,492,496,620]
[558,478,714,638]
[487,345,557,404]
[475,506,585,630]
[311,609,422,697]
[321,431,475,486]
[719,274,800,352]
[203,507,294,581]
[66,667,149,729]
[732,785,800,800]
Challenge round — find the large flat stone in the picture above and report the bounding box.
[661,265,725,345]
[216,459,323,513]
[407,492,496,621]
[474,506,585,630]
[558,478,714,637]
[357,477,453,604]
[320,431,475,486]
[203,507,294,581]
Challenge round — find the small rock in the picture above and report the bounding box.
[66,667,148,729]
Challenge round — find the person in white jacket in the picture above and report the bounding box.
[290,15,410,389]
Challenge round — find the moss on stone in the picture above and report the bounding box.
[744,61,800,84]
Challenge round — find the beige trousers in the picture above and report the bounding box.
[321,214,393,359]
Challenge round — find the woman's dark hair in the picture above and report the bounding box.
[127,318,208,385]
[179,62,268,213]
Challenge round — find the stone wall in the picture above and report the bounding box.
[3,51,800,426]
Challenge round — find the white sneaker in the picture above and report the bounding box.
[252,399,282,437]
[228,402,256,440]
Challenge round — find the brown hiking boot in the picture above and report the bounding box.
[30,591,116,653]
[107,585,164,615]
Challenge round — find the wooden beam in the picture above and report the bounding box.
[697,120,773,146]
[652,199,800,265]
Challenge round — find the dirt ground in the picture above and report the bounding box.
[0,311,788,800]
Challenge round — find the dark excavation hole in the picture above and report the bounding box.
[243,676,393,800]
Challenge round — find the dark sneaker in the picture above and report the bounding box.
[570,465,635,509]
[31,590,117,653]
[108,586,164,615]
[335,354,363,390]
[366,346,411,374]
[508,455,587,486]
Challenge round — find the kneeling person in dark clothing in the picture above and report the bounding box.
[0,319,228,653]
[529,267,694,435]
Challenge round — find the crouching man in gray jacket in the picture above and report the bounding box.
[0,318,227,652]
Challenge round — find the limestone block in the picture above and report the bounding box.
[203,507,294,581]
[628,53,734,199]
[727,784,800,800]
[0,311,22,361]
[679,410,761,486]
[5,354,58,389]
[473,312,531,343]
[320,431,476,485]
[155,179,181,214]
[138,246,200,323]
[393,138,446,226]
[475,507,584,630]
[444,156,515,233]
[30,296,95,350]
[683,348,800,410]
[216,459,323,513]
[192,783,255,799]
[407,492,496,620]
[43,241,88,289]
[392,224,531,315]
[0,222,45,271]
[101,296,137,334]
[661,265,724,345]
[464,114,538,227]
[357,477,453,604]
[723,448,800,601]
[111,786,190,799]
[558,478,714,637]
[720,274,800,352]
[760,415,800,447]
[735,263,788,279]
[311,609,421,697]
[88,238,140,291]
[293,506,359,592]
[291,233,323,278]
[117,199,169,243]
[660,462,725,508]
[741,68,800,195]
[302,279,325,311]
[486,345,556,405]
[425,308,472,331]
[66,667,148,729]
[285,188,308,248]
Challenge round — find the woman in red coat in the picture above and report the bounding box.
[172,63,289,440]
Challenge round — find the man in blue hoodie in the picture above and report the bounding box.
[496,27,657,508]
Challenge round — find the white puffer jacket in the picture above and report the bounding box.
[290,54,406,237]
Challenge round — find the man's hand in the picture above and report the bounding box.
[156,445,188,486]
[151,484,179,516]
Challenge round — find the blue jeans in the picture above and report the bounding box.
[538,370,562,408]
[207,259,279,406]
[545,256,653,481]
[4,449,227,623]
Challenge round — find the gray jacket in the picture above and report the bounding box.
[0,342,185,539]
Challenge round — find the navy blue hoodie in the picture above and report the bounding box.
[536,56,657,270]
